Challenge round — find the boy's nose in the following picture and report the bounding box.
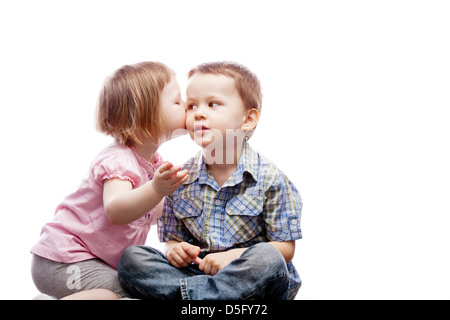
[194,105,207,120]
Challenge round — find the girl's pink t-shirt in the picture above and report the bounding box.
[31,141,164,269]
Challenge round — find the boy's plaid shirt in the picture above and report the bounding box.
[158,141,302,299]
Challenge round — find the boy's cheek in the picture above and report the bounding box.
[185,116,194,132]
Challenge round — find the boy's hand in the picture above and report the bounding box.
[166,241,201,268]
[152,162,189,197]
[198,248,246,276]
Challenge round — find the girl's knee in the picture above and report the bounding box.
[61,288,119,300]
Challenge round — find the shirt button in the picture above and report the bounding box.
[291,219,298,226]
[239,204,246,211]
[187,208,193,214]
[215,200,222,206]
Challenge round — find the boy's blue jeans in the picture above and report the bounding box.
[118,243,290,300]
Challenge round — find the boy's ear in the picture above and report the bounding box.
[241,108,260,132]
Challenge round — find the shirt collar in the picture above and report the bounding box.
[130,146,164,178]
[233,140,258,184]
[183,141,258,186]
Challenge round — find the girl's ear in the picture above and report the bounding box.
[241,108,260,132]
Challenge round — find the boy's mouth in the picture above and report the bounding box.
[193,124,210,135]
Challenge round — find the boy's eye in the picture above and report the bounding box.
[186,104,197,110]
[209,102,220,108]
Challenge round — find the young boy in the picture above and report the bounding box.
[118,62,303,300]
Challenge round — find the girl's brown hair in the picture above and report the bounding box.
[96,61,175,146]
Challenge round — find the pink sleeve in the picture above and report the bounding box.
[92,153,142,188]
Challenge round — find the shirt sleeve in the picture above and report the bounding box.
[263,172,303,242]
[92,153,142,188]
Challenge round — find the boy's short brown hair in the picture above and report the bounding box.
[96,61,175,146]
[187,61,262,113]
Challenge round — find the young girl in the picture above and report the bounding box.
[31,62,188,300]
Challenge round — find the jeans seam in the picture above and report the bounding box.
[180,278,190,300]
[242,272,290,300]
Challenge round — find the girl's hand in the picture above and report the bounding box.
[152,162,189,197]
[165,241,201,268]
[103,162,188,225]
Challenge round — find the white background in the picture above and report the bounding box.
[1,0,449,299]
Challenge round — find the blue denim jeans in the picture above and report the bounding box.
[118,243,290,300]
